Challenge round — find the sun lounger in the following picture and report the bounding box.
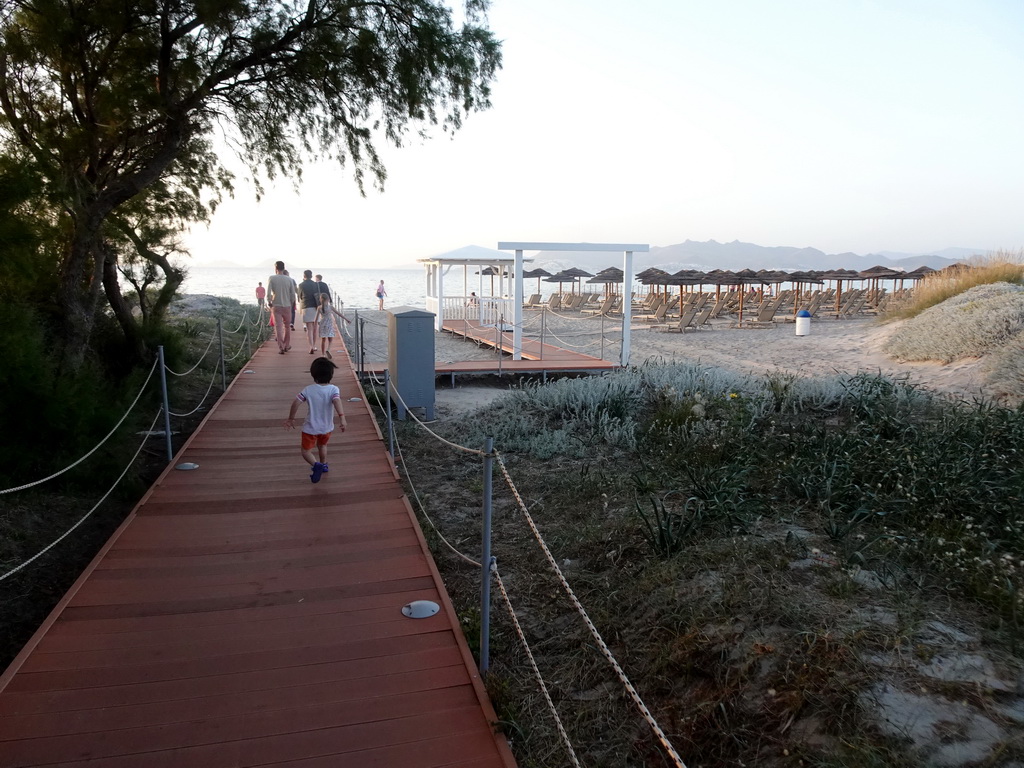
[581,295,616,315]
[523,293,542,308]
[633,302,668,323]
[740,296,785,327]
[690,305,713,330]
[652,305,699,332]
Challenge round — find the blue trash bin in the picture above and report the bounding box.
[795,309,811,336]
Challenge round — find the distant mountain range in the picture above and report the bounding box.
[529,240,988,274]
[192,241,990,273]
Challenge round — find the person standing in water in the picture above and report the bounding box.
[376,279,387,310]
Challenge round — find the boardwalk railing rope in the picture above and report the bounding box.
[390,427,482,569]
[495,452,688,768]
[168,367,221,418]
[384,382,486,457]
[372,380,592,764]
[368,375,685,766]
[0,357,159,496]
[223,328,251,362]
[0,408,163,583]
[494,563,585,768]
[164,333,218,377]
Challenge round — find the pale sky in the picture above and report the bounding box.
[184,0,1024,268]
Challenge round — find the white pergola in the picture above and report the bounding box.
[497,242,649,366]
[418,252,526,333]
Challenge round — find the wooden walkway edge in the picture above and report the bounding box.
[353,320,619,379]
[0,341,517,768]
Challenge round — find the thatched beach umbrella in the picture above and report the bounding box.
[702,269,732,305]
[901,265,935,291]
[561,267,593,294]
[786,271,824,317]
[588,267,625,295]
[670,270,708,315]
[544,271,574,295]
[476,265,510,296]
[732,268,761,326]
[756,269,787,294]
[858,265,903,293]
[905,265,935,280]
[522,267,552,295]
[821,269,857,313]
[638,268,671,301]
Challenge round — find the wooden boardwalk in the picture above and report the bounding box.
[0,341,516,767]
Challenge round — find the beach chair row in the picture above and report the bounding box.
[524,292,625,315]
[524,285,898,324]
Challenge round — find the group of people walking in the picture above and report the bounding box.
[261,261,346,357]
[257,266,387,484]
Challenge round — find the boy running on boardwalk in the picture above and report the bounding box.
[284,357,347,483]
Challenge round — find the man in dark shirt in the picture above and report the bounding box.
[314,274,331,303]
[297,270,321,353]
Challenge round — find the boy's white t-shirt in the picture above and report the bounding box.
[296,383,340,435]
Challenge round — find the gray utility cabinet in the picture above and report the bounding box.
[387,307,436,420]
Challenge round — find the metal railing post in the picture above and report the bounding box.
[217,318,227,390]
[353,310,360,373]
[384,370,395,460]
[540,309,546,360]
[157,346,173,462]
[480,436,494,673]
[359,317,366,375]
[497,315,503,376]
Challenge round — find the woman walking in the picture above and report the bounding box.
[375,279,387,310]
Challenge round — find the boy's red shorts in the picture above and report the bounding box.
[301,432,331,450]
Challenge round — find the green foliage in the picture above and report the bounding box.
[635,491,702,557]
[458,361,1024,632]
[0,0,501,364]
[0,301,151,486]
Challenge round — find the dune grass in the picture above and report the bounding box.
[884,250,1024,322]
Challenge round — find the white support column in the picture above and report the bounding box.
[621,250,633,366]
[437,264,446,331]
[513,249,524,360]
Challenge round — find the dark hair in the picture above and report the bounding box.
[310,357,337,384]
[275,260,285,271]
[303,269,313,279]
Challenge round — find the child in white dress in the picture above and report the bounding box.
[315,293,348,359]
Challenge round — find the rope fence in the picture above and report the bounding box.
[0,357,160,495]
[0,407,164,583]
[381,381,687,768]
[1,303,265,581]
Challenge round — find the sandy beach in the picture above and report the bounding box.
[344,308,994,413]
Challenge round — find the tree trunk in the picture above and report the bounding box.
[102,244,145,361]
[150,265,184,325]
[56,211,107,371]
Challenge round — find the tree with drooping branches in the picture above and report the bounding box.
[0,0,501,367]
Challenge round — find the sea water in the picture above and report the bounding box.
[181,267,427,310]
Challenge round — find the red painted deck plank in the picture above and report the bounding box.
[0,341,516,768]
